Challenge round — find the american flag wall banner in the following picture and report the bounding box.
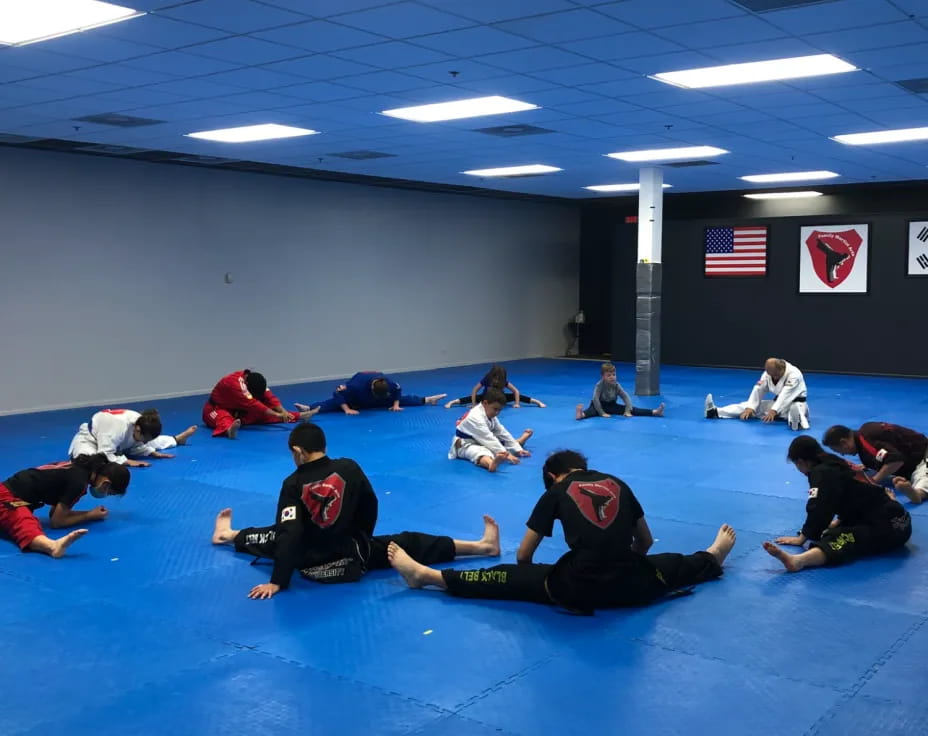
[704,226,768,276]
[908,221,928,276]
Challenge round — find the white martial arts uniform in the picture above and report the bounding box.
[715,361,810,430]
[448,404,522,464]
[68,409,177,464]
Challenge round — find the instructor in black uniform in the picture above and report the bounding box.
[387,449,736,614]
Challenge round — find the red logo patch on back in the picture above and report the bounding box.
[301,473,345,528]
[804,230,862,288]
[567,478,620,529]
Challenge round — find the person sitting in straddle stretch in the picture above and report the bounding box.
[448,388,533,473]
[576,362,664,420]
[445,364,546,409]
[388,449,735,614]
[309,371,446,416]
[210,422,500,599]
[763,436,911,573]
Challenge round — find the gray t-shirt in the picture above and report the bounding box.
[591,379,632,414]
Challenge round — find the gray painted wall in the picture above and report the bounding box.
[0,148,579,413]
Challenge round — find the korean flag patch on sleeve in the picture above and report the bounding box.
[875,449,888,462]
[280,505,297,522]
[808,487,819,499]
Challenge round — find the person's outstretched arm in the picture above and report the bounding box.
[631,517,653,554]
[469,383,483,406]
[516,528,543,563]
[507,382,522,406]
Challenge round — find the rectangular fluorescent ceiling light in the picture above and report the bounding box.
[585,183,673,192]
[462,164,561,177]
[0,1,143,46]
[381,96,538,122]
[832,126,928,145]
[652,54,856,89]
[740,170,838,183]
[186,124,319,143]
[743,191,822,199]
[607,146,728,162]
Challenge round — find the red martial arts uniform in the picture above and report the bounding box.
[202,370,299,437]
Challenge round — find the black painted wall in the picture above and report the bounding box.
[580,181,928,376]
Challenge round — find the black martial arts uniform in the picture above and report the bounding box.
[853,422,928,479]
[439,470,722,613]
[234,455,454,587]
[799,454,911,565]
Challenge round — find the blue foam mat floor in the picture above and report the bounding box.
[2,358,927,735]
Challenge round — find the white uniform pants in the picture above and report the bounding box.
[716,400,810,430]
[451,439,495,465]
[912,448,928,493]
[68,424,178,459]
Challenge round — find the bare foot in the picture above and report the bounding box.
[175,425,198,445]
[487,452,507,472]
[50,529,88,558]
[444,399,458,409]
[706,524,736,564]
[892,478,925,505]
[534,400,547,408]
[575,403,585,421]
[387,541,430,588]
[653,403,665,417]
[212,508,235,544]
[226,419,241,439]
[478,515,501,556]
[425,393,448,405]
[763,541,801,572]
[295,404,320,419]
[518,429,534,446]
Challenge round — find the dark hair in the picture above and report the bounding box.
[542,450,588,490]
[786,435,830,463]
[822,425,853,448]
[73,454,130,494]
[484,364,508,389]
[135,409,162,441]
[481,387,507,406]
[244,370,267,398]
[371,378,389,398]
[289,421,326,454]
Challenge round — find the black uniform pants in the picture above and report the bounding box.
[582,400,654,418]
[454,392,536,405]
[441,550,722,611]
[234,525,455,582]
[812,508,912,565]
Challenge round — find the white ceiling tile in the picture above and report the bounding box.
[187,37,306,64]
[496,9,635,43]
[332,41,454,69]
[335,3,474,38]
[559,32,685,61]
[253,21,390,52]
[126,51,240,76]
[98,15,231,48]
[763,0,909,34]
[159,0,310,33]
[592,0,746,27]
[259,55,378,80]
[476,46,592,73]
[410,27,538,56]
[807,22,928,54]
[417,0,576,23]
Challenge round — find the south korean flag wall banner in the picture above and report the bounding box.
[908,221,928,276]
[799,224,869,294]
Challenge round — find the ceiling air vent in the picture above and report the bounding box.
[73,113,165,127]
[732,0,838,10]
[473,124,554,137]
[327,150,396,160]
[665,160,719,168]
[895,78,928,94]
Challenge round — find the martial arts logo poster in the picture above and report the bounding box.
[908,221,928,276]
[799,224,868,293]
